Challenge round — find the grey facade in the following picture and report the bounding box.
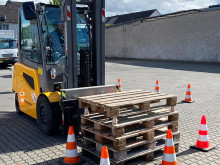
[0,1,22,40]
[106,8,220,63]
[8,23,18,39]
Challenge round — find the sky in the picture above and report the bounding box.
[0,0,220,16]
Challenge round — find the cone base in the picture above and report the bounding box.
[181,100,195,103]
[190,145,215,152]
[58,157,85,165]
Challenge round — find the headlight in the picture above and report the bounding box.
[51,69,56,79]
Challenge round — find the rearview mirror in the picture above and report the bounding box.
[23,1,37,20]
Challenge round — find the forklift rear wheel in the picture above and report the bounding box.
[37,95,61,135]
[15,93,22,114]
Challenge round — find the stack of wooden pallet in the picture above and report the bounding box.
[78,90,180,165]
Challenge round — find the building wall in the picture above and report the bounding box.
[105,9,220,62]
[9,24,19,40]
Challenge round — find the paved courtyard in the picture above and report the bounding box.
[0,59,220,165]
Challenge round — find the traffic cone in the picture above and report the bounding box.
[59,126,84,165]
[118,78,122,92]
[182,84,195,103]
[190,115,215,152]
[155,80,159,93]
[160,129,177,165]
[84,108,89,116]
[100,146,110,165]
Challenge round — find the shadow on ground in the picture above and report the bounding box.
[33,155,97,165]
[177,148,199,157]
[107,58,220,74]
[0,65,12,70]
[0,74,12,78]
[0,91,13,95]
[0,111,66,155]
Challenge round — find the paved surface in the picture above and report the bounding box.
[0,59,220,165]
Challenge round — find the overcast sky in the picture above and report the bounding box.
[0,0,219,16]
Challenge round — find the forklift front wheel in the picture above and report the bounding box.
[37,95,61,135]
[15,93,22,114]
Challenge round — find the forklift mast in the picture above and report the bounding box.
[57,0,106,134]
[60,0,105,89]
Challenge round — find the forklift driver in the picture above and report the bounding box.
[47,21,65,61]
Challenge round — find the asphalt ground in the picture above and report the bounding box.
[1,59,220,165]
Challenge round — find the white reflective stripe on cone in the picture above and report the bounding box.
[198,135,209,141]
[200,124,207,131]
[100,158,110,165]
[67,135,76,142]
[65,149,78,158]
[187,88,191,91]
[155,84,159,87]
[163,153,176,162]
[185,95,191,99]
[165,138,174,147]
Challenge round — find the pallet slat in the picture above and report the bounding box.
[105,95,177,108]
[82,107,178,128]
[79,90,177,117]
[89,92,160,105]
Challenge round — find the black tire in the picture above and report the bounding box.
[37,95,61,135]
[15,93,22,114]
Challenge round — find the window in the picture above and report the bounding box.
[0,40,16,49]
[0,24,9,30]
[20,10,42,63]
[42,7,90,64]
[42,7,65,64]
[3,25,9,30]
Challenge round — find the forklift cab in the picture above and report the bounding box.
[17,1,105,92]
[13,0,106,135]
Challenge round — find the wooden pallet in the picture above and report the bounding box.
[80,135,179,165]
[78,90,177,118]
[81,108,179,151]
[82,130,180,161]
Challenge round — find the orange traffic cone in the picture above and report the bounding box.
[155,80,159,93]
[161,129,177,165]
[59,126,84,165]
[182,84,194,103]
[100,146,110,165]
[118,78,122,92]
[190,115,215,152]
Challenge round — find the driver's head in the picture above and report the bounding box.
[57,21,64,34]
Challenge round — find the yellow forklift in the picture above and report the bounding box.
[12,0,116,135]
